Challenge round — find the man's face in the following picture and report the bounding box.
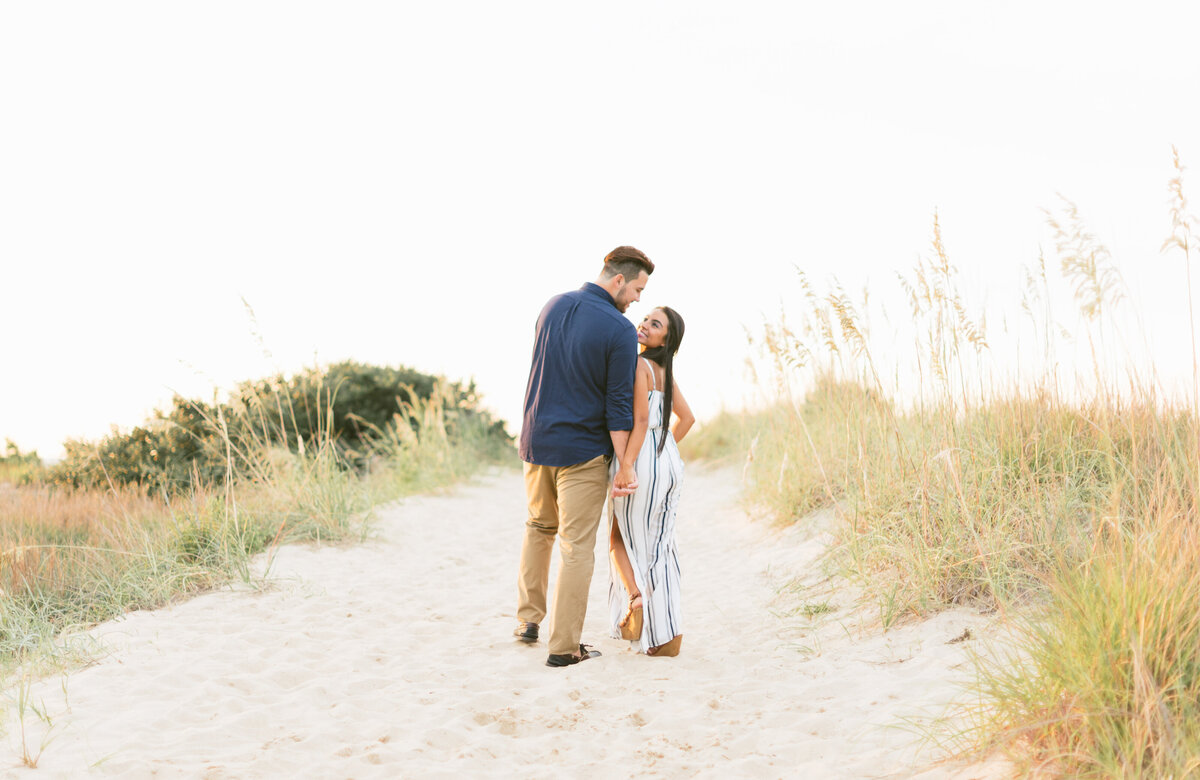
[613,271,649,313]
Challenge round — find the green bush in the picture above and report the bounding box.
[46,361,511,493]
[0,441,44,485]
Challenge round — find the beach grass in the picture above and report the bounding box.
[0,376,514,674]
[0,443,44,487]
[686,150,1200,775]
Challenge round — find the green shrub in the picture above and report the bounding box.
[46,361,512,493]
[0,441,44,486]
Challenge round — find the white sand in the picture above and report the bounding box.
[1,466,1011,778]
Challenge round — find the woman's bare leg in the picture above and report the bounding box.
[610,519,642,608]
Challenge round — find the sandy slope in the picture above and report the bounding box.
[1,466,1010,778]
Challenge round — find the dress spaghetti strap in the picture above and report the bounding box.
[641,357,657,391]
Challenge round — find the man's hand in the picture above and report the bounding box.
[611,464,638,497]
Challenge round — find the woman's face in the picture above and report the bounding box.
[637,309,669,349]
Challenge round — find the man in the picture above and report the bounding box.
[514,245,654,667]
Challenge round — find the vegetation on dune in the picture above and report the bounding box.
[0,442,44,487]
[0,363,514,671]
[686,150,1200,776]
[45,361,507,494]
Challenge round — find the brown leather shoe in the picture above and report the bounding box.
[545,644,601,667]
[513,622,539,642]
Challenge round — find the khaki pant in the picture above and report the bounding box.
[517,454,610,656]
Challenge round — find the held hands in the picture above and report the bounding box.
[611,463,639,498]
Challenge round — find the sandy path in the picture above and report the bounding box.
[1,466,1008,778]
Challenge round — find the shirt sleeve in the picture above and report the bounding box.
[604,322,637,432]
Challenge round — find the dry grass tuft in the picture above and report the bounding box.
[687,151,1200,775]
[0,379,513,673]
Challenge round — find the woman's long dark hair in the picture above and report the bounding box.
[639,306,685,455]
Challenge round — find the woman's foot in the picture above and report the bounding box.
[619,592,643,640]
[647,634,682,657]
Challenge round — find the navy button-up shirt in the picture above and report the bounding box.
[519,282,638,466]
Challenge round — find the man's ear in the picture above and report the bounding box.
[611,273,625,287]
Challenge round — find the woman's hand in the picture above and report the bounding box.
[612,463,638,497]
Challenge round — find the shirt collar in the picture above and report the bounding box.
[581,282,620,310]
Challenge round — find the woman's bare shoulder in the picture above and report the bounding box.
[642,359,665,389]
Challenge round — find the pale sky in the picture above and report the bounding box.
[3,2,1199,458]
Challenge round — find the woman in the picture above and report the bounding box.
[608,306,695,656]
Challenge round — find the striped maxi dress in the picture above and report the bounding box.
[608,359,684,652]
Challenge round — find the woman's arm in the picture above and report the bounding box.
[615,362,652,491]
[670,381,696,444]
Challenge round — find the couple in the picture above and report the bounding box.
[513,246,694,667]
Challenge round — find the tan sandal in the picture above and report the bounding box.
[647,634,682,657]
[619,592,643,640]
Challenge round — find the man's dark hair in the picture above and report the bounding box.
[601,246,655,281]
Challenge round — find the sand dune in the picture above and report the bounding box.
[1,466,1009,778]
